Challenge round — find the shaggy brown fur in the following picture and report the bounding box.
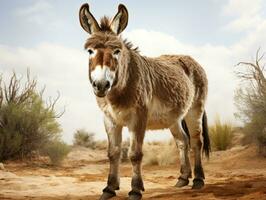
[79,3,210,200]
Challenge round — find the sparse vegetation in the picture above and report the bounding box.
[209,117,234,151]
[143,150,159,166]
[42,140,70,166]
[0,71,63,161]
[143,140,178,166]
[235,49,266,156]
[73,129,96,149]
[94,140,107,150]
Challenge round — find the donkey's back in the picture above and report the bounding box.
[144,54,208,124]
[156,54,208,104]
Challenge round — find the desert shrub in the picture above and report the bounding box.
[73,129,95,149]
[209,117,234,151]
[235,50,266,156]
[0,71,63,161]
[42,140,70,166]
[143,151,159,166]
[143,140,178,166]
[157,140,178,166]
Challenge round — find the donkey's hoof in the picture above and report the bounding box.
[99,192,115,200]
[192,178,204,189]
[99,187,116,200]
[175,177,189,187]
[128,190,142,200]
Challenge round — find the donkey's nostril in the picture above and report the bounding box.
[105,81,110,89]
[92,81,97,88]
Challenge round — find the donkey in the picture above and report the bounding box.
[79,3,210,200]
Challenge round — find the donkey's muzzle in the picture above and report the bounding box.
[92,80,110,97]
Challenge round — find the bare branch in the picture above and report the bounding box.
[0,74,3,107]
[46,91,65,118]
[235,48,266,126]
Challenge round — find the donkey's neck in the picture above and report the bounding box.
[107,48,141,108]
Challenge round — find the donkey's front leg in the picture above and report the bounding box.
[128,109,147,200]
[100,116,122,200]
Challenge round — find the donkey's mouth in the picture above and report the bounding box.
[94,90,108,98]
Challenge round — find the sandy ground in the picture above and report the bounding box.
[0,145,266,200]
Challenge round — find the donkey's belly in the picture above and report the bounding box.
[146,98,178,130]
[146,115,176,130]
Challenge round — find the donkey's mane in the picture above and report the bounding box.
[123,39,139,53]
[99,16,113,32]
[102,16,138,52]
[85,16,139,53]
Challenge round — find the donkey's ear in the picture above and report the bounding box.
[79,3,100,34]
[110,4,128,34]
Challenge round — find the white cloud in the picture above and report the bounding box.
[223,0,263,32]
[232,21,266,58]
[223,0,262,16]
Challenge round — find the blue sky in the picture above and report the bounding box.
[0,0,266,143]
[0,0,258,47]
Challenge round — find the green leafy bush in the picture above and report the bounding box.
[0,71,63,161]
[42,141,70,166]
[209,117,234,151]
[73,129,95,149]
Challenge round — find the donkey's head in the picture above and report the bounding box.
[79,3,128,97]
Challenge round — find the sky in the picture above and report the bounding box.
[0,0,266,143]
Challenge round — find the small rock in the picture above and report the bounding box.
[0,163,5,170]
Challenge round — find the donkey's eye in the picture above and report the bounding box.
[87,49,94,55]
[113,49,121,55]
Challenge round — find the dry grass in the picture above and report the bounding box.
[209,117,234,151]
[143,140,178,166]
[94,140,107,150]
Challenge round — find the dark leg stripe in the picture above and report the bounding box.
[103,186,116,195]
[193,178,204,182]
[107,174,119,190]
[131,176,145,191]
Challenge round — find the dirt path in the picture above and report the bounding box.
[0,146,265,200]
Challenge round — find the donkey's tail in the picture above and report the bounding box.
[181,119,190,143]
[202,111,211,158]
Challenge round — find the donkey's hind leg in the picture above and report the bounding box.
[170,120,192,187]
[100,116,122,200]
[185,107,205,189]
